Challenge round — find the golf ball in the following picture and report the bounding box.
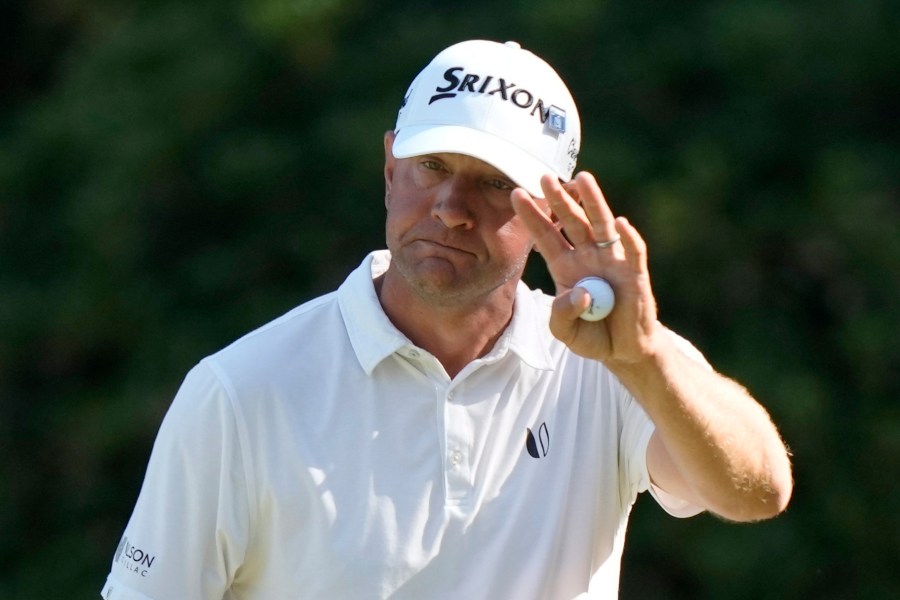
[575,276,615,321]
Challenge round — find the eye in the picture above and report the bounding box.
[421,159,447,172]
[486,177,515,192]
[481,177,518,213]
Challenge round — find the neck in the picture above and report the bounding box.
[375,270,517,378]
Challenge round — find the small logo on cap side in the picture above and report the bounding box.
[566,138,579,173]
[548,106,566,133]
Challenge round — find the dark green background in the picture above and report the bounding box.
[2,1,898,598]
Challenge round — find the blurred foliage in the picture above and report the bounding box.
[1,0,898,598]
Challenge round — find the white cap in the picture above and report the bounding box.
[393,40,580,198]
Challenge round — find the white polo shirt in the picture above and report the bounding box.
[102,251,701,600]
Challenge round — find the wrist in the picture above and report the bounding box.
[605,322,680,394]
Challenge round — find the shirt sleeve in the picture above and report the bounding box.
[620,396,704,518]
[101,360,254,599]
[618,326,707,519]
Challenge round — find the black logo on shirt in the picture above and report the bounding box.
[526,422,550,458]
[114,536,156,577]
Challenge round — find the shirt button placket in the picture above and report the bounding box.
[443,385,472,506]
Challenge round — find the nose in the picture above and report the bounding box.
[431,176,476,230]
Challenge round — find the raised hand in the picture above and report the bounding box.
[511,172,661,364]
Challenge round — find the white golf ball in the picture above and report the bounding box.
[575,276,615,321]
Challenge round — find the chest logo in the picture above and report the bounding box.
[525,422,550,458]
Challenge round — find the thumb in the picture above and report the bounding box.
[552,287,591,321]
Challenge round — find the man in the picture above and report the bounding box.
[102,40,792,599]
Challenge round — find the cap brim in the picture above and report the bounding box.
[392,125,556,198]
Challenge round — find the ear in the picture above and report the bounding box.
[383,131,396,204]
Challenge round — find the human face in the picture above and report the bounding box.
[382,132,537,308]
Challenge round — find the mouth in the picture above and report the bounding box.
[406,239,483,265]
[415,238,477,256]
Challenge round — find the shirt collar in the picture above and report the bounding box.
[338,251,554,375]
[338,251,409,375]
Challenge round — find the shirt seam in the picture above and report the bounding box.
[201,357,260,577]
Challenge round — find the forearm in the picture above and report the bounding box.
[608,323,793,521]
[512,174,792,519]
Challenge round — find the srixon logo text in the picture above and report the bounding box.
[429,67,565,131]
[115,536,156,577]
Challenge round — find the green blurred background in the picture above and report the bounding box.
[1,0,898,598]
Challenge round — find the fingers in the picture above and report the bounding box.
[615,216,648,273]
[541,173,618,249]
[540,174,591,246]
[510,188,571,259]
[514,172,650,297]
[573,172,618,245]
